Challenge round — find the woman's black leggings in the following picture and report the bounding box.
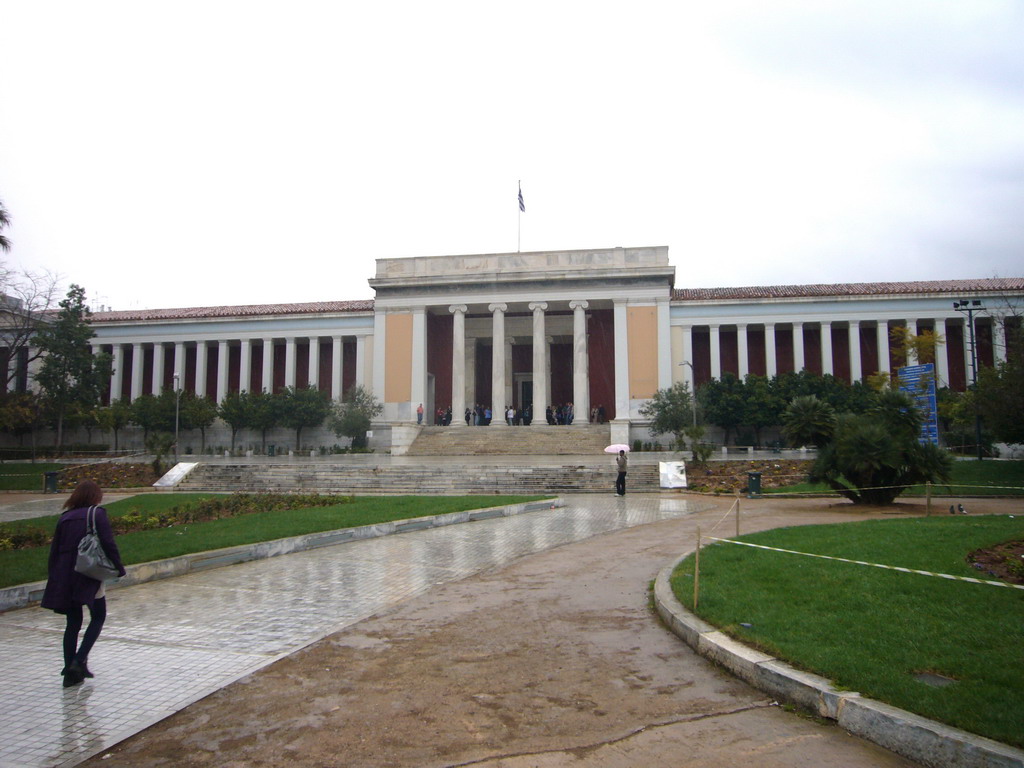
[63,598,107,667]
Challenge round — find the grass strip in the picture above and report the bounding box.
[670,514,1024,748]
[0,463,65,491]
[0,493,549,589]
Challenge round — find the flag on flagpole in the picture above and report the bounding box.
[518,183,525,212]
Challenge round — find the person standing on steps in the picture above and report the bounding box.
[416,403,424,425]
[615,449,628,496]
[41,480,126,688]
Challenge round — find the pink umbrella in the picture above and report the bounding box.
[604,444,630,453]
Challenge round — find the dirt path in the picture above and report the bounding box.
[87,497,1020,767]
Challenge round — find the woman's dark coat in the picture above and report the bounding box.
[40,506,126,615]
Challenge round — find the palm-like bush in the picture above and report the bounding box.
[781,395,836,448]
[808,393,953,505]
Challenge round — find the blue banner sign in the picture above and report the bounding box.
[898,363,939,445]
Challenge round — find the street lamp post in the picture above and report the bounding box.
[953,300,985,460]
[173,372,181,464]
[677,361,697,428]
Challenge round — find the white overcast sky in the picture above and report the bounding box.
[1,1,1022,311]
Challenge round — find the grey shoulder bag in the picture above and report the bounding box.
[74,506,120,581]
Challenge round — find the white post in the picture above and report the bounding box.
[152,343,165,394]
[680,326,694,390]
[737,324,749,379]
[848,321,862,382]
[262,338,274,393]
[793,322,805,372]
[285,337,297,388]
[307,337,320,389]
[877,320,890,376]
[764,323,777,378]
[110,344,124,402]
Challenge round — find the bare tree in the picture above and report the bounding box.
[0,264,61,391]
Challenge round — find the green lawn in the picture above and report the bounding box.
[0,463,64,491]
[765,458,1024,497]
[671,515,1024,747]
[0,493,549,589]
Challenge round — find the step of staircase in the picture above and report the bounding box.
[405,424,612,456]
[176,460,658,495]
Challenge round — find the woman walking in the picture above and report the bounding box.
[41,480,126,688]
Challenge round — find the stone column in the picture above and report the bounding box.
[680,325,694,390]
[793,322,805,372]
[489,303,507,426]
[570,300,590,421]
[332,336,343,400]
[262,338,274,393]
[821,321,833,376]
[848,322,862,382]
[993,320,1006,365]
[130,343,144,401]
[765,323,777,378]
[174,342,185,390]
[152,343,165,395]
[217,340,229,403]
[737,324,749,378]
[934,318,950,387]
[110,344,124,403]
[239,339,251,394]
[411,308,427,421]
[877,321,890,375]
[529,301,548,425]
[906,319,918,365]
[356,334,367,390]
[195,342,208,397]
[449,305,467,426]
[308,337,320,389]
[371,311,386,404]
[709,324,721,380]
[613,300,629,421]
[657,297,672,390]
[284,337,296,388]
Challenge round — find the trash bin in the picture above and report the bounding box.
[44,471,60,494]
[747,471,762,499]
[268,445,275,457]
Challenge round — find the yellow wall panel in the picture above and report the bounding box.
[627,306,658,399]
[385,313,412,403]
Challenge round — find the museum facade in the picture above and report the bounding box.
[71,246,1023,448]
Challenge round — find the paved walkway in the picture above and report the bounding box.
[0,493,720,768]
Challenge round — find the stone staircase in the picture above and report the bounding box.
[175,460,659,495]
[405,424,612,456]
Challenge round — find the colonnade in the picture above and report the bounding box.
[96,334,368,404]
[675,314,1012,390]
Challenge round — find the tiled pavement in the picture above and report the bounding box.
[0,494,709,768]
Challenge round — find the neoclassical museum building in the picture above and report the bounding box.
[71,246,1023,450]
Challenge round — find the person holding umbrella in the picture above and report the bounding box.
[605,443,630,496]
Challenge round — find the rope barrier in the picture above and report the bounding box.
[705,536,1024,591]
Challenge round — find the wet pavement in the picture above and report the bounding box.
[0,493,710,768]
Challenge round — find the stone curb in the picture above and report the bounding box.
[0,497,564,614]
[654,554,1024,768]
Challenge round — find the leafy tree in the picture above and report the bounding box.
[328,385,382,449]
[248,390,282,452]
[0,391,47,452]
[0,199,10,253]
[96,399,132,452]
[180,391,218,452]
[129,392,176,440]
[218,391,252,449]
[699,373,745,445]
[741,374,782,446]
[279,385,332,449]
[33,285,112,449]
[973,355,1024,445]
[890,326,944,366]
[808,390,953,505]
[639,381,696,451]
[781,395,836,448]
